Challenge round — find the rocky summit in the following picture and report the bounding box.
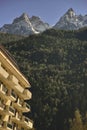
[0,13,50,36]
[0,9,87,35]
[53,8,87,30]
[30,16,50,32]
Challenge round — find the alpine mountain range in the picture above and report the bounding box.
[0,8,87,36]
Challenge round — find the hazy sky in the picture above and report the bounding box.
[0,0,87,27]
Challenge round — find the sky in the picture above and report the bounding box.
[0,0,87,27]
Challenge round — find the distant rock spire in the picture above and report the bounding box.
[53,8,87,30]
[67,8,74,12]
[66,8,76,17]
[13,13,30,24]
[20,13,29,20]
[0,12,50,35]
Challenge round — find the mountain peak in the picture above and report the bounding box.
[53,8,87,30]
[13,13,29,24]
[0,13,50,35]
[20,13,29,19]
[30,16,41,21]
[67,8,74,12]
[66,8,75,17]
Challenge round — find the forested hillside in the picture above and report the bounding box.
[1,28,87,130]
[0,32,24,44]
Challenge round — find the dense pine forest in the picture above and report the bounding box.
[0,28,87,130]
[0,32,24,44]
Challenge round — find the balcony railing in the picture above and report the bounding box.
[13,126,20,130]
[26,103,31,110]
[16,113,22,120]
[18,98,23,106]
[23,102,31,112]
[0,83,8,95]
[0,121,13,130]
[9,106,15,115]
[7,122,13,130]
[2,85,8,94]
[22,116,33,128]
[7,89,17,101]
[24,117,29,123]
[0,81,2,87]
[13,98,30,112]
[0,104,5,110]
[11,90,17,99]
[8,75,24,93]
[22,116,29,124]
[11,112,22,124]
[0,99,5,110]
[0,120,3,127]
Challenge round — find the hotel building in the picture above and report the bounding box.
[0,46,33,130]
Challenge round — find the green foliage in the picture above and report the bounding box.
[0,32,24,44]
[0,28,87,130]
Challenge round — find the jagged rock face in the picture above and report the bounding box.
[0,13,38,36]
[53,8,87,30]
[30,16,50,32]
[0,13,50,36]
[1,9,87,35]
